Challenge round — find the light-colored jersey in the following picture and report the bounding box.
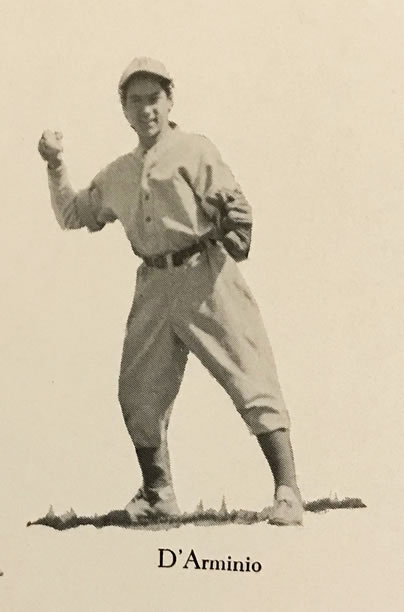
[47,125,240,257]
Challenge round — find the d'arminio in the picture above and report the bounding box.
[158,548,263,573]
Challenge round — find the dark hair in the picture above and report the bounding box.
[120,72,174,107]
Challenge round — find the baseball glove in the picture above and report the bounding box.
[206,189,252,261]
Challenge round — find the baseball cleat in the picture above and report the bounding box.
[125,486,180,520]
[267,485,304,526]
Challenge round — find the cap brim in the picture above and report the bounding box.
[119,70,172,91]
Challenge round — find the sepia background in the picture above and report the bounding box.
[1,0,404,610]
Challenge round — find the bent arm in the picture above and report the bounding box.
[47,162,114,232]
[194,137,253,260]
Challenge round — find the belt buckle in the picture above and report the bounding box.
[165,253,174,270]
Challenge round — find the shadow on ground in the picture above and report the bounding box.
[27,497,366,531]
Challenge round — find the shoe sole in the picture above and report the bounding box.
[267,516,303,526]
[125,509,181,520]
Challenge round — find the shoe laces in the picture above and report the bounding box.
[133,488,147,501]
[276,498,293,508]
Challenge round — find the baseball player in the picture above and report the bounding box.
[38,57,303,526]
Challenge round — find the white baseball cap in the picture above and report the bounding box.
[119,56,172,94]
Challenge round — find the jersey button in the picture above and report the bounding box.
[144,193,150,201]
[145,216,152,222]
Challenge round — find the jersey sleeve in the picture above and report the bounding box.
[47,163,116,232]
[193,136,241,204]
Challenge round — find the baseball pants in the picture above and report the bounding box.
[118,242,290,447]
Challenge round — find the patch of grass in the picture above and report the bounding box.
[27,496,367,531]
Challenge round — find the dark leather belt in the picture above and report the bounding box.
[143,240,215,269]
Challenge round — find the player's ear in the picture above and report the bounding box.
[122,104,130,122]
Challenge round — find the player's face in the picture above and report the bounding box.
[123,76,172,147]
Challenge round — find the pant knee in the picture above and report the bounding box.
[239,404,291,435]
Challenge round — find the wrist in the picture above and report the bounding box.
[47,155,63,170]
